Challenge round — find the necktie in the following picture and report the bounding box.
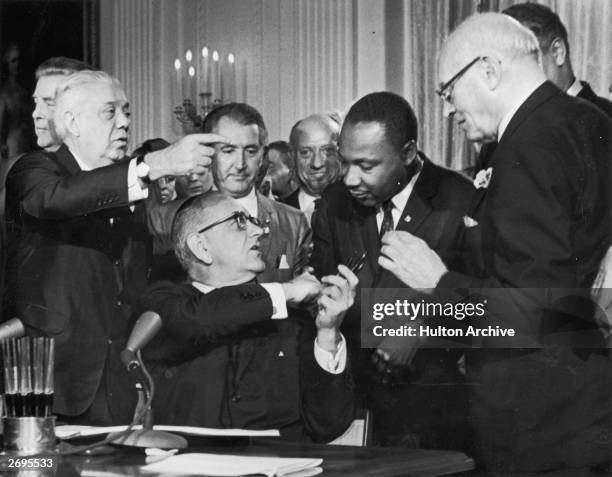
[379,200,394,239]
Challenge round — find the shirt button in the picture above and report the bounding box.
[107,339,113,345]
[116,300,123,307]
[114,260,121,266]
[231,394,241,403]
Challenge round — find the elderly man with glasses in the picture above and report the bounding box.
[376,13,612,473]
[138,191,357,442]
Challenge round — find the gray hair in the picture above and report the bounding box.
[172,191,230,272]
[53,70,124,140]
[443,12,541,66]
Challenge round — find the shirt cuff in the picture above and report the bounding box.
[314,333,347,374]
[127,158,149,202]
[260,283,288,319]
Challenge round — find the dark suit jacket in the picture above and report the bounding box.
[311,155,474,341]
[4,144,148,421]
[438,82,612,471]
[256,192,311,283]
[139,281,354,443]
[578,81,612,117]
[281,189,301,210]
[310,156,474,449]
[473,81,612,177]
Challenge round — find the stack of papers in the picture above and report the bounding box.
[140,453,322,476]
[56,424,280,439]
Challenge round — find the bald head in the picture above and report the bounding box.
[289,114,341,196]
[173,191,266,285]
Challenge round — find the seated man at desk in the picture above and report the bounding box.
[138,191,357,442]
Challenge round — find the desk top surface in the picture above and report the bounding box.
[53,437,474,477]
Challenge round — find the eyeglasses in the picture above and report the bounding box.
[436,56,485,103]
[297,144,338,162]
[197,210,264,234]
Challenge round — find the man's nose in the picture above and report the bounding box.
[343,165,360,188]
[248,220,265,237]
[32,102,44,120]
[116,110,130,129]
[311,150,325,169]
[234,149,248,169]
[443,101,456,119]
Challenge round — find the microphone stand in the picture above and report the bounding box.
[108,350,187,449]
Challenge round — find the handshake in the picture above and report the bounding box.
[281,265,358,352]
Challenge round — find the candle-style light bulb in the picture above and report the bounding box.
[202,46,209,58]
[188,66,195,77]
[228,53,235,64]
[185,49,193,62]
[212,50,219,62]
[174,59,181,70]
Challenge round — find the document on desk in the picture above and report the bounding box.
[56,424,280,439]
[140,453,323,476]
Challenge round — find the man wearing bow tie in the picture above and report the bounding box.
[310,91,474,449]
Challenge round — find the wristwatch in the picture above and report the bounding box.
[135,154,151,184]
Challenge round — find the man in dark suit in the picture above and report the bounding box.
[139,191,356,442]
[380,13,612,472]
[504,2,612,117]
[473,3,612,176]
[310,92,474,449]
[5,70,228,425]
[203,103,311,283]
[285,114,342,223]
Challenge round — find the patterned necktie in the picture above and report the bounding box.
[379,199,394,239]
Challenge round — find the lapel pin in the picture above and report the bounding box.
[404,215,411,223]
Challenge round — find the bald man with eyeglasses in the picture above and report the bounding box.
[137,191,356,442]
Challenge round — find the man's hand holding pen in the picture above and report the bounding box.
[316,264,358,353]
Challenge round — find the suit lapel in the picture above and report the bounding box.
[348,200,379,288]
[498,81,560,149]
[256,193,277,265]
[396,157,434,235]
[54,144,82,176]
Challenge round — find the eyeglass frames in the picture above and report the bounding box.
[197,210,264,234]
[436,56,485,103]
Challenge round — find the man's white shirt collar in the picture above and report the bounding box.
[298,189,317,212]
[565,78,582,97]
[376,158,422,230]
[235,187,258,217]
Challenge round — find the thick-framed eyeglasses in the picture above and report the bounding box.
[197,211,263,234]
[297,144,338,161]
[436,56,485,103]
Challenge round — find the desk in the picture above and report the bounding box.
[52,437,474,476]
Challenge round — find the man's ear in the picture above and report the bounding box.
[549,38,567,67]
[64,111,80,137]
[186,234,213,265]
[401,140,417,167]
[481,55,502,90]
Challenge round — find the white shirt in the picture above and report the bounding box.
[498,79,546,140]
[235,187,259,217]
[298,189,318,224]
[565,78,582,97]
[376,161,422,232]
[191,281,347,374]
[71,152,149,204]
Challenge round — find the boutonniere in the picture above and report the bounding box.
[473,167,493,189]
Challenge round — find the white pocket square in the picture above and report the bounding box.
[463,216,479,228]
